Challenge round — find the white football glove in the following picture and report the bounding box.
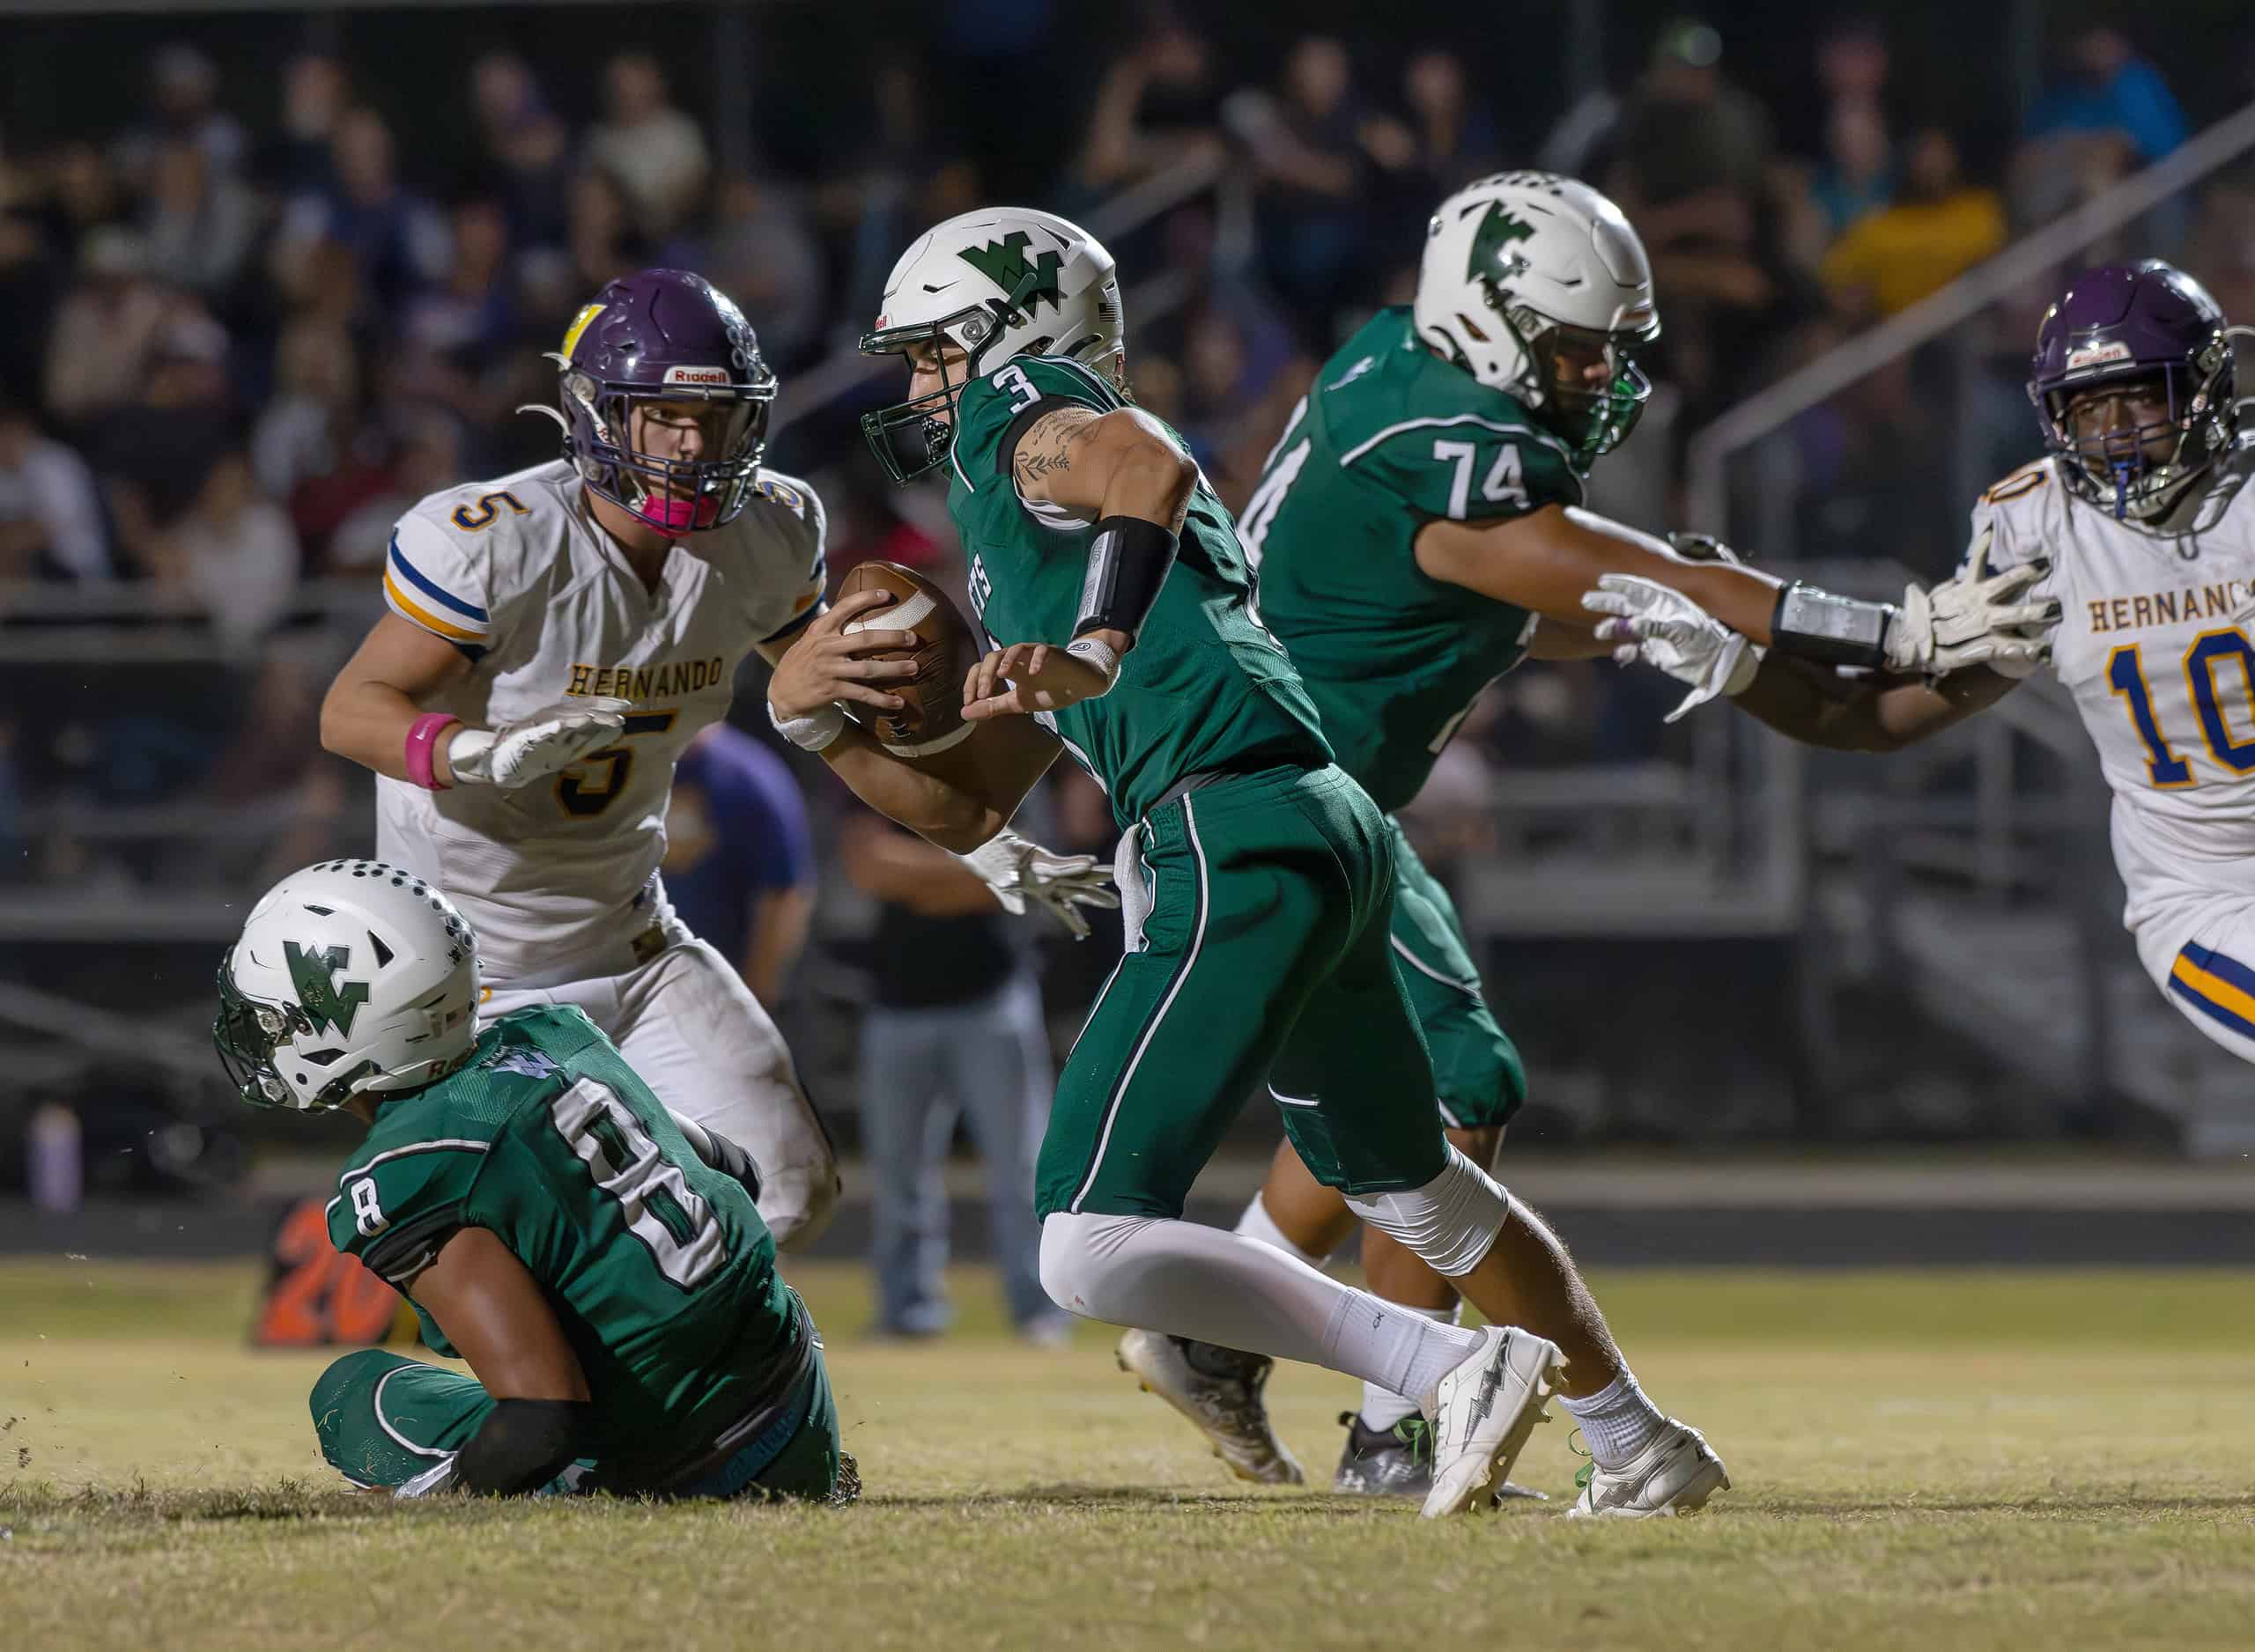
[1581,574,1762,723]
[1886,531,2059,679]
[447,697,631,789]
[957,828,1120,940]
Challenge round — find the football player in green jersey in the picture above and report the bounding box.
[213,859,850,1502]
[767,206,1581,1517]
[1144,172,2039,1516]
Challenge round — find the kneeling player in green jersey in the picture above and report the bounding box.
[772,207,1578,1520]
[213,859,849,1502]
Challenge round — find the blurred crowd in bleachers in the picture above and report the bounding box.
[3,3,2253,916]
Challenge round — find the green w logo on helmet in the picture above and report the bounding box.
[1467,203,1536,284]
[285,941,371,1037]
[961,232,1064,315]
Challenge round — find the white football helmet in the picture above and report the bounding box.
[1414,171,1660,464]
[214,859,480,1111]
[858,206,1125,481]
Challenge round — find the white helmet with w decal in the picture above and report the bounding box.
[214,859,481,1110]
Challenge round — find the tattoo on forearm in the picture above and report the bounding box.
[1012,409,1099,493]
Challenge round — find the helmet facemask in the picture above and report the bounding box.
[859,266,1084,484]
[2035,343,2234,522]
[212,964,379,1112]
[1488,288,1659,466]
[556,365,775,535]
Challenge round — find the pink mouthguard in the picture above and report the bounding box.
[636,494,721,536]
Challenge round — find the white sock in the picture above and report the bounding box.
[1039,1210,1482,1393]
[1233,1192,1331,1270]
[1558,1369,1667,1470]
[1360,1304,1458,1431]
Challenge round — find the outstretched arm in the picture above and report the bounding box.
[1730,654,2022,753]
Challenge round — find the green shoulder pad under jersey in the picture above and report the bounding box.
[945,354,1328,828]
[1238,306,1580,812]
[324,1004,804,1469]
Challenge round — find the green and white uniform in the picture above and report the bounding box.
[1240,306,1588,1127]
[311,1004,841,1500]
[949,354,1450,1218]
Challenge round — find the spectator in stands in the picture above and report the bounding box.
[264,55,349,196]
[43,227,172,433]
[2027,26,2188,166]
[144,449,299,648]
[1810,100,1894,241]
[662,723,817,1011]
[43,143,128,268]
[672,171,824,371]
[399,192,520,405]
[252,314,364,530]
[114,44,247,189]
[139,139,262,305]
[562,166,651,302]
[1820,126,2005,321]
[1229,35,1410,345]
[0,390,108,580]
[587,53,709,240]
[839,808,1068,1346]
[100,304,236,559]
[471,52,573,254]
[273,107,448,318]
[1400,48,1501,197]
[1075,18,1224,198]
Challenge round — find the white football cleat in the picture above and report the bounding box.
[1565,1420,1730,1519]
[1418,1326,1565,1519]
[1116,1329,1305,1486]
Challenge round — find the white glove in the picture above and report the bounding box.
[1581,574,1762,723]
[1888,532,2059,679]
[957,827,1121,940]
[447,697,631,789]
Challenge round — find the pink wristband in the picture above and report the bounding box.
[404,713,462,791]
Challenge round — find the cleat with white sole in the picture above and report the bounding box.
[1565,1420,1729,1518]
[1418,1326,1565,1519]
[1116,1329,1305,1486]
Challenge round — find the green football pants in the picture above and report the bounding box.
[1035,763,1451,1221]
[1382,817,1527,1130]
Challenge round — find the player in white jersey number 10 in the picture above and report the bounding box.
[318,267,1113,1249]
[1593,259,2255,1078]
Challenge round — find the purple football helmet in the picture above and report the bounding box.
[2028,260,2238,522]
[541,269,776,536]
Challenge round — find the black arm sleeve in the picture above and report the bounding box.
[453,1398,593,1494]
[1072,515,1179,640]
[697,1125,765,1206]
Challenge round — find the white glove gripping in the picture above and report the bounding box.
[1581,575,1761,723]
[447,697,631,789]
[957,827,1121,940]
[1894,531,2059,680]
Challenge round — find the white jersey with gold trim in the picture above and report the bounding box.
[374,457,825,987]
[1971,439,2255,1036]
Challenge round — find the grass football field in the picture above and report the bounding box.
[4,1258,2252,1650]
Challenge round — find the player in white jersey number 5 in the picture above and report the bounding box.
[1593,260,2255,1079]
[320,268,1111,1248]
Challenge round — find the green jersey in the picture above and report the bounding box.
[1239,306,1584,812]
[950,353,1329,828]
[325,1005,802,1474]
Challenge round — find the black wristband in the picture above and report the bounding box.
[1768,581,1896,670]
[699,1126,765,1206]
[1073,515,1179,641]
[455,1398,592,1494]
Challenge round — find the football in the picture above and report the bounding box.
[836,560,982,756]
